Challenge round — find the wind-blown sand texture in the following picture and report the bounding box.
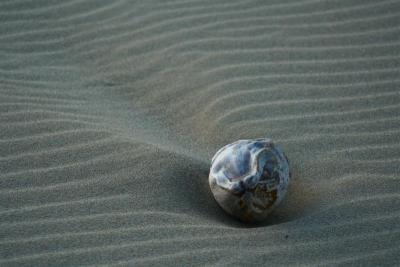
[1,0,400,266]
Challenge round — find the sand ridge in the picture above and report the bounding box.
[1,0,400,266]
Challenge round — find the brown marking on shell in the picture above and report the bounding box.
[238,198,254,223]
[252,188,278,211]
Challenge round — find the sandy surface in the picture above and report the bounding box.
[1,0,400,266]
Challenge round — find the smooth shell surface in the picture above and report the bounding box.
[209,139,290,223]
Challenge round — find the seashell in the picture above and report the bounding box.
[209,139,290,223]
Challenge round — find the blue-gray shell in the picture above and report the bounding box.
[209,139,290,222]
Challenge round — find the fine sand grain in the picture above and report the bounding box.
[1,0,400,266]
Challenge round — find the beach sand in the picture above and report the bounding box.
[1,0,400,266]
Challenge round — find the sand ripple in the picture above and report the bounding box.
[1,0,400,266]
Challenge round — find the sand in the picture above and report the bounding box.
[1,0,400,266]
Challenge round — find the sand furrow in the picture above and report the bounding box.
[2,229,399,267]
